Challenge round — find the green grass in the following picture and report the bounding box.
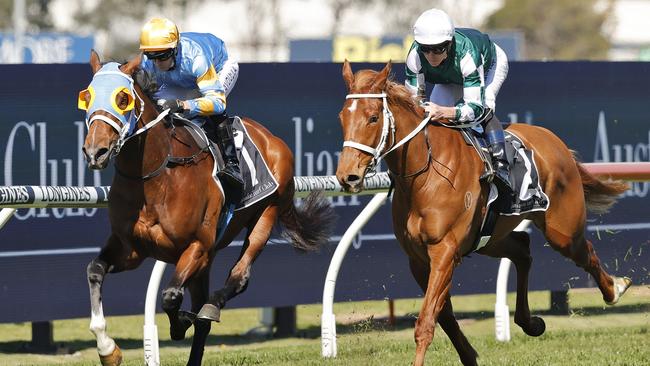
[1,286,648,365]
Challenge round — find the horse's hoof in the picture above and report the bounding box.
[170,311,196,341]
[99,344,122,366]
[523,316,546,337]
[197,304,221,322]
[606,276,632,305]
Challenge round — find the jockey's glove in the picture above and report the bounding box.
[159,99,185,113]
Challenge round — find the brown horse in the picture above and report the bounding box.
[335,61,632,366]
[79,50,335,366]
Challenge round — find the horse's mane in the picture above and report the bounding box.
[99,59,158,98]
[132,67,158,98]
[353,69,422,115]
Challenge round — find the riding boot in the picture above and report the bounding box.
[215,117,244,189]
[202,120,219,143]
[485,116,513,193]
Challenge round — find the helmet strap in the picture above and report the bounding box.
[168,47,178,71]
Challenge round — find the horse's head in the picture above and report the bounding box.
[79,50,142,169]
[336,60,392,193]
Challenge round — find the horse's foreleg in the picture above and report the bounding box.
[198,205,276,322]
[87,258,121,366]
[408,259,477,366]
[185,272,212,366]
[162,240,210,342]
[438,296,478,366]
[87,236,144,366]
[413,239,458,366]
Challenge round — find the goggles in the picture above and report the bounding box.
[144,48,175,60]
[420,41,450,55]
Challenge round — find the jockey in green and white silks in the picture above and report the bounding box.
[405,29,507,122]
[405,8,512,193]
[139,17,243,188]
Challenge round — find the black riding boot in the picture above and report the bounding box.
[485,116,513,193]
[215,117,244,189]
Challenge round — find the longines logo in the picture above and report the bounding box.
[0,186,29,203]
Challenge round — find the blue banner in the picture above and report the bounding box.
[0,33,94,63]
[0,61,648,322]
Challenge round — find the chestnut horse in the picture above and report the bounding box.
[79,51,335,366]
[336,61,632,366]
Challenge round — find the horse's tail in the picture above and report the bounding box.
[575,159,629,214]
[279,191,336,252]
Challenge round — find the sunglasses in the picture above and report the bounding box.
[144,49,175,61]
[420,42,450,55]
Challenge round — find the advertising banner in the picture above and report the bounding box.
[0,33,94,64]
[0,61,648,322]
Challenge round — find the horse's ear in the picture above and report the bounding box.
[342,59,354,92]
[90,49,101,74]
[370,60,392,92]
[384,60,392,75]
[121,54,142,76]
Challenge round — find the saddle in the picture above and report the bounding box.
[169,115,279,211]
[459,125,549,253]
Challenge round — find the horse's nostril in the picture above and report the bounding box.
[96,147,109,160]
[346,174,361,184]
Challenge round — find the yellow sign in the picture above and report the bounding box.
[332,36,414,62]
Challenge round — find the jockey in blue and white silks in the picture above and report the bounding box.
[405,8,512,193]
[139,17,243,188]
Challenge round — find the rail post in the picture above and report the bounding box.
[321,192,389,357]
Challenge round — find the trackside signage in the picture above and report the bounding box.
[0,33,94,64]
[0,62,648,323]
[0,185,109,207]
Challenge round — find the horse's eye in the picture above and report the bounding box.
[116,92,127,108]
[369,115,379,123]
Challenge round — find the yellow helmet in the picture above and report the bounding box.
[140,17,179,51]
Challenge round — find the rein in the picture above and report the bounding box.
[433,106,493,130]
[114,118,212,181]
[344,92,432,177]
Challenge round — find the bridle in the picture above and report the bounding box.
[343,92,432,177]
[85,68,169,157]
[85,66,210,180]
[342,93,394,174]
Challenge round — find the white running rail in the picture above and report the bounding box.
[321,192,389,357]
[1,161,648,363]
[0,174,391,365]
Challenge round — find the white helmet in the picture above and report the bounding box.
[413,9,455,45]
